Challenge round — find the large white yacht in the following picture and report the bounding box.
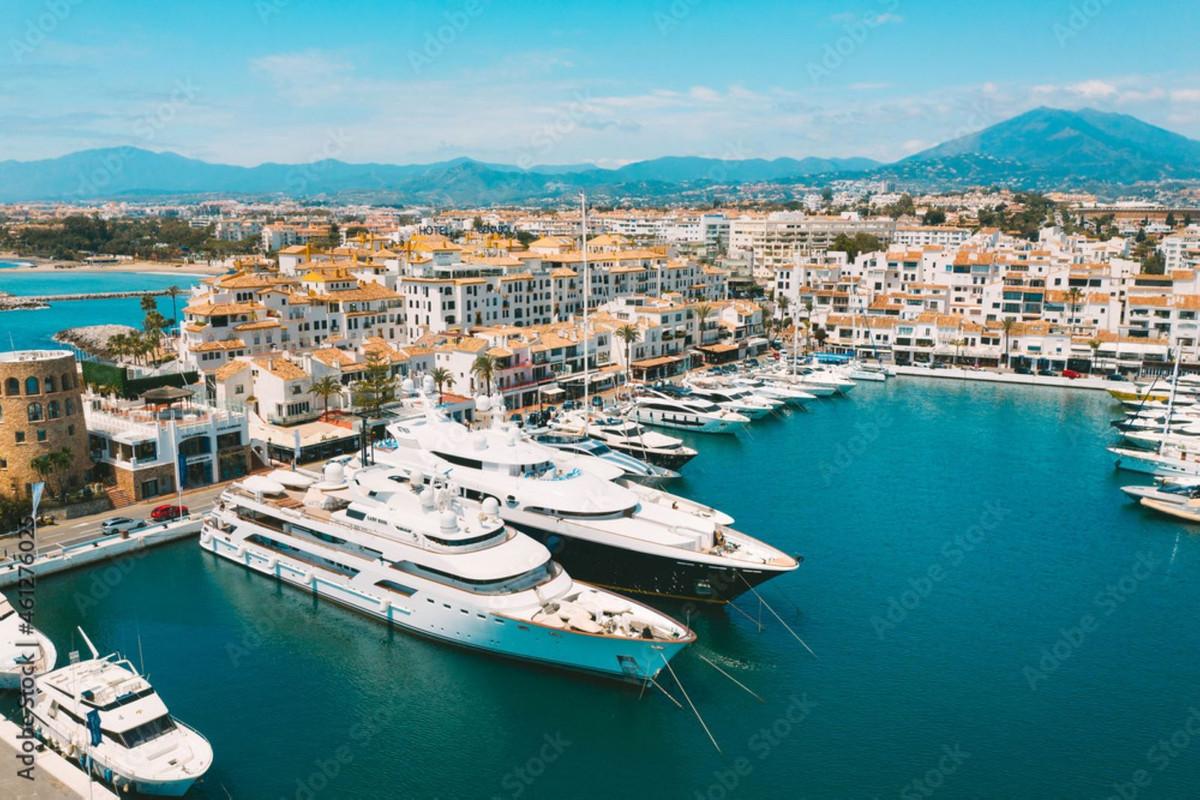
[0,592,56,689]
[30,631,212,796]
[201,464,694,681]
[628,387,750,434]
[369,408,799,603]
[556,412,699,470]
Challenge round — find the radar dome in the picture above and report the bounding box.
[481,497,500,517]
[323,462,346,484]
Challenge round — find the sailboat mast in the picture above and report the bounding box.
[581,193,590,414]
[1160,347,1183,453]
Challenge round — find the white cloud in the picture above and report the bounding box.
[1068,79,1118,98]
[1171,89,1200,103]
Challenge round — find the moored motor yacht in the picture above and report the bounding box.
[367,409,799,603]
[729,376,816,407]
[681,380,780,419]
[30,630,212,796]
[531,429,680,482]
[201,464,694,681]
[1108,445,1200,477]
[561,412,699,470]
[0,592,56,689]
[629,387,751,434]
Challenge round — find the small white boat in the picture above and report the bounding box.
[0,592,56,689]
[31,630,213,796]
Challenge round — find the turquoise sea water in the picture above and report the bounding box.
[6,379,1199,799]
[0,269,199,349]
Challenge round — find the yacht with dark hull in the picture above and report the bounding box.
[368,407,799,604]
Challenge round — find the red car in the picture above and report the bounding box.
[150,504,188,522]
[1062,369,1083,379]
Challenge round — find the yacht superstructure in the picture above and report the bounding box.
[201,464,694,681]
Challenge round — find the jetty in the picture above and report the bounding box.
[0,716,118,800]
[0,289,174,311]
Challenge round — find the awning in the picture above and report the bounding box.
[632,355,684,369]
[697,343,740,353]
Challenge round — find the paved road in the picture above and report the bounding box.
[1,484,228,560]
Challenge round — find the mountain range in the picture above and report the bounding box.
[2,107,1199,204]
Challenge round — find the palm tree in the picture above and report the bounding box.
[48,448,73,500]
[308,376,341,419]
[430,367,454,402]
[470,353,497,395]
[694,303,714,344]
[1065,287,1084,334]
[1088,338,1103,374]
[29,454,53,495]
[615,323,640,396]
[1001,318,1017,368]
[166,285,183,334]
[813,324,828,350]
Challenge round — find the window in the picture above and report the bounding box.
[43,376,55,393]
[65,398,73,416]
[15,432,25,443]
[47,400,60,419]
[4,378,17,396]
[24,377,39,395]
[36,429,47,442]
[62,373,72,390]
[27,403,42,422]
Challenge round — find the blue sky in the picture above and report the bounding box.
[3,0,1199,167]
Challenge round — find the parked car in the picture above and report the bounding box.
[1106,372,1129,381]
[101,517,145,534]
[1062,369,1082,379]
[1014,365,1034,375]
[929,362,947,370]
[1037,369,1058,377]
[150,504,188,522]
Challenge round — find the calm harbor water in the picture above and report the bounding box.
[7,378,1199,799]
[0,268,199,350]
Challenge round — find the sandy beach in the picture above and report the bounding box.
[0,252,227,275]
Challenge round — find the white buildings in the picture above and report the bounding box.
[729,212,896,269]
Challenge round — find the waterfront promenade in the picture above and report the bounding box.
[891,365,1131,392]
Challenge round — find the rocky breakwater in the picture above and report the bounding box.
[54,324,140,359]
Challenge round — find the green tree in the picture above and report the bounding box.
[351,351,396,416]
[470,353,497,395]
[1088,338,1103,374]
[429,367,454,402]
[615,323,641,394]
[830,233,882,261]
[922,209,946,225]
[1001,318,1017,367]
[308,376,342,418]
[1065,287,1084,334]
